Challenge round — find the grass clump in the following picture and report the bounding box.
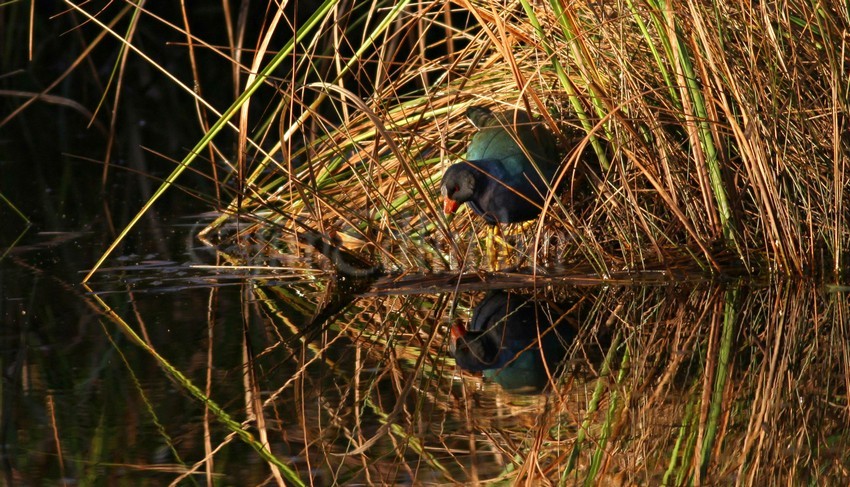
[5,2,849,278]
[191,0,849,278]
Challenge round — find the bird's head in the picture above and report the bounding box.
[440,164,476,214]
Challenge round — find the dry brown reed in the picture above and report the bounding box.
[184,0,850,280]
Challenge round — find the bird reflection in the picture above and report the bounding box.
[450,290,577,394]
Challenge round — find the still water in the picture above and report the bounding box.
[2,214,849,485]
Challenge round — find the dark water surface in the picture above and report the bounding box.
[3,210,850,485]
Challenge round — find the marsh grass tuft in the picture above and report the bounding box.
[187,0,848,279]
[6,2,849,277]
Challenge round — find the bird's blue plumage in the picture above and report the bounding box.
[441,106,559,224]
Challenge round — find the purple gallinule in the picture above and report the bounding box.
[441,106,559,224]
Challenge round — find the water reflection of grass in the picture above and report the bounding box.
[154,279,843,484]
[17,255,847,483]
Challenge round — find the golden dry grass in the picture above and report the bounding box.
[178,0,850,279]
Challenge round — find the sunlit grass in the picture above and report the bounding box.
[187,0,847,278]
[6,1,849,277]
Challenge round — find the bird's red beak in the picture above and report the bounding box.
[450,323,467,340]
[443,197,460,214]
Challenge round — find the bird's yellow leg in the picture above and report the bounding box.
[486,226,498,269]
[516,219,537,233]
[485,225,518,270]
[492,220,542,269]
